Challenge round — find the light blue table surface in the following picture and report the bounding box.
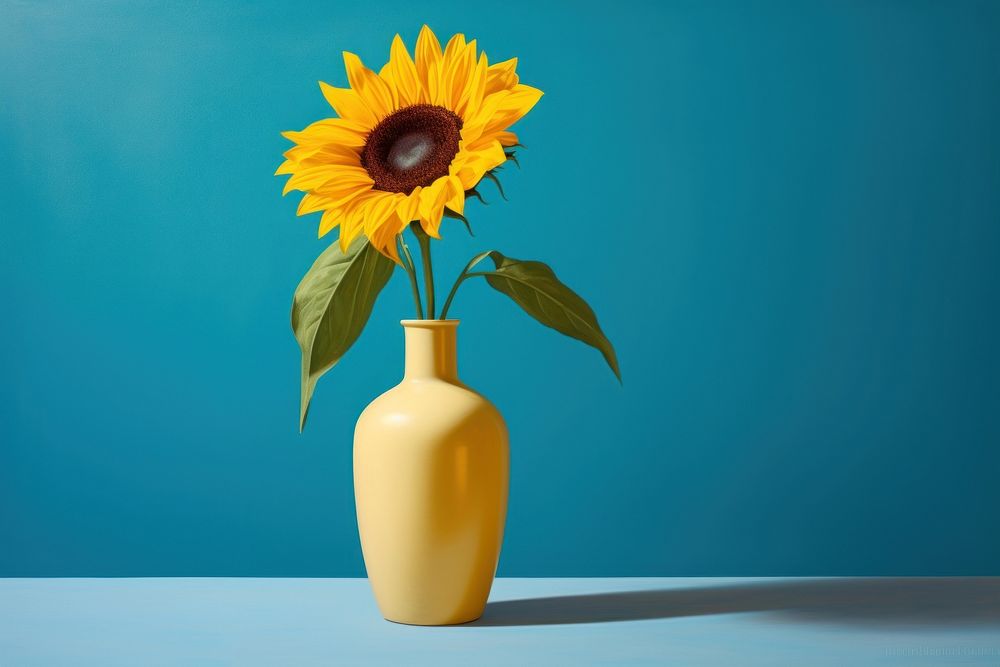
[1,578,998,666]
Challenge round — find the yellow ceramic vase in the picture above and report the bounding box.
[353,320,509,625]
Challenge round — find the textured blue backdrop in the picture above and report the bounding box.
[2,1,998,576]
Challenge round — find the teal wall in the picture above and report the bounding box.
[2,1,998,576]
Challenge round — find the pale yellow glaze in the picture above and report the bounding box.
[354,320,509,625]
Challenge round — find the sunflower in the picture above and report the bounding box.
[276,25,543,261]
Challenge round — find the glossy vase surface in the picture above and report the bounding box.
[353,319,509,625]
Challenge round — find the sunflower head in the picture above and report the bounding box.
[276,26,543,261]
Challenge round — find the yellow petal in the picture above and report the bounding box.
[439,34,471,109]
[417,179,450,238]
[383,34,423,106]
[284,164,371,196]
[319,81,378,127]
[306,165,371,185]
[451,164,482,191]
[460,89,510,144]
[281,165,344,195]
[371,222,403,262]
[298,192,338,216]
[455,52,488,120]
[343,51,395,119]
[282,144,362,170]
[448,148,486,190]
[449,141,504,190]
[481,84,543,137]
[414,25,443,105]
[395,187,422,225]
[494,130,520,147]
[363,192,402,236]
[282,118,369,148]
[314,181,375,210]
[369,205,407,262]
[318,208,343,237]
[338,193,378,251]
[417,179,444,218]
[467,138,507,167]
[445,175,465,215]
[442,33,467,68]
[484,58,519,96]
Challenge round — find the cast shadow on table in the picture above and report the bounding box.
[469,578,1000,628]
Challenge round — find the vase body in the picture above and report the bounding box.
[353,320,509,625]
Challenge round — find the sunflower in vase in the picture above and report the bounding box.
[276,25,620,626]
[278,24,619,428]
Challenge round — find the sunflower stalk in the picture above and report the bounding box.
[440,251,493,319]
[396,234,424,319]
[411,223,436,319]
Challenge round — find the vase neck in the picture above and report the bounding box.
[402,320,459,381]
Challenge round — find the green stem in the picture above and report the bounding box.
[396,234,423,319]
[412,223,436,319]
[438,276,466,320]
[439,252,492,319]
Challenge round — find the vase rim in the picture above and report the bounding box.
[400,319,460,328]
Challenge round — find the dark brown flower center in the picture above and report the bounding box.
[361,104,463,194]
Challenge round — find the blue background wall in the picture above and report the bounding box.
[2,1,998,576]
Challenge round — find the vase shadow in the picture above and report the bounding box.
[468,578,1000,628]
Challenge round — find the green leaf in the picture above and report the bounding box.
[477,251,621,381]
[291,237,395,431]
